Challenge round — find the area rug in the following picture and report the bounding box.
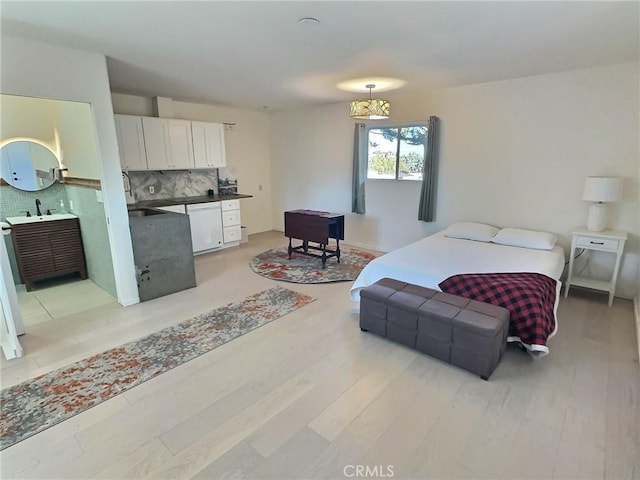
[0,286,314,450]
[250,246,376,283]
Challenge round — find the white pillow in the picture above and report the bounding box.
[443,222,499,242]
[492,228,557,250]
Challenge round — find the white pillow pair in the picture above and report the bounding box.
[444,222,557,250]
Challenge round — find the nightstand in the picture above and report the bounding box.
[564,228,627,306]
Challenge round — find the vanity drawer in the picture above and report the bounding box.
[221,199,239,211]
[576,236,619,252]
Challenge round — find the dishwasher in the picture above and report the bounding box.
[186,202,223,254]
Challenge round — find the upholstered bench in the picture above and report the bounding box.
[359,278,510,380]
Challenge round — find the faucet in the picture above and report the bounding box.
[35,198,42,216]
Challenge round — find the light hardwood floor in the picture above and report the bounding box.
[1,231,638,479]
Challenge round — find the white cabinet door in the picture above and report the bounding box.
[156,205,186,214]
[167,120,194,170]
[142,117,171,170]
[192,121,226,169]
[142,118,194,170]
[114,114,147,170]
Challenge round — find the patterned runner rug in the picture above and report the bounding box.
[0,286,314,450]
[250,246,376,283]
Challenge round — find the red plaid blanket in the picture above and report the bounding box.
[439,272,558,352]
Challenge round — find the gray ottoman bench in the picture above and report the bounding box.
[359,278,510,380]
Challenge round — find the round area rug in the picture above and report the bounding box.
[250,246,376,284]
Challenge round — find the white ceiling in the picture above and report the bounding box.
[2,1,638,111]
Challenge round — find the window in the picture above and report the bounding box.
[366,124,427,181]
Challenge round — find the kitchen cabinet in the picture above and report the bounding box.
[221,199,241,244]
[114,114,148,170]
[142,117,194,170]
[115,115,227,171]
[9,217,87,291]
[156,205,186,214]
[192,121,226,169]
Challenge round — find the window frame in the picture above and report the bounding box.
[365,121,427,182]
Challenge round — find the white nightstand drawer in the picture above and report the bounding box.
[223,225,241,243]
[222,210,241,227]
[221,199,240,211]
[576,236,619,252]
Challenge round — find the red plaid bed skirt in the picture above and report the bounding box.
[439,272,558,352]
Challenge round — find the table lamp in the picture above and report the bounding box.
[582,176,623,232]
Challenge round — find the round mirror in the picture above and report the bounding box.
[0,140,59,191]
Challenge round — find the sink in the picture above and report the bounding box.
[6,213,78,225]
[128,208,169,218]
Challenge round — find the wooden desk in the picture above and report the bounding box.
[284,210,344,268]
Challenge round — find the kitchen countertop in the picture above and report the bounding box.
[129,193,252,210]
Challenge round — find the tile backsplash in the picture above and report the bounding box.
[128,170,218,201]
[0,183,68,220]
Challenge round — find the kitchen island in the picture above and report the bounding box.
[128,208,196,301]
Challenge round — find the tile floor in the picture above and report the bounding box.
[16,277,118,327]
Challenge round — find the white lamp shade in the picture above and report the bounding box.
[582,176,623,203]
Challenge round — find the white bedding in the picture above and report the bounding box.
[350,231,565,301]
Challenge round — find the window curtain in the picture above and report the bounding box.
[352,123,367,214]
[418,115,439,222]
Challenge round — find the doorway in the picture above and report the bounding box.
[1,94,119,348]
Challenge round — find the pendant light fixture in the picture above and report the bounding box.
[349,84,390,120]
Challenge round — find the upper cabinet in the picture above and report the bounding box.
[142,118,194,170]
[114,114,147,171]
[115,115,225,171]
[192,121,226,169]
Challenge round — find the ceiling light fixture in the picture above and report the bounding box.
[298,17,320,26]
[349,84,390,120]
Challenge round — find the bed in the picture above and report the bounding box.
[350,230,565,355]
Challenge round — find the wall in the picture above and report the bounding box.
[64,185,117,296]
[112,93,272,234]
[1,35,139,305]
[270,63,640,298]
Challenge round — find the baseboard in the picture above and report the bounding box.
[634,295,640,361]
[341,240,388,253]
[119,296,140,307]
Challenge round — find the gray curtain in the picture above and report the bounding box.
[351,123,367,214]
[418,115,439,222]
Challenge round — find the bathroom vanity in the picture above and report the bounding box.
[6,213,87,291]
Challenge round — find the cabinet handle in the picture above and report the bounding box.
[589,241,604,245]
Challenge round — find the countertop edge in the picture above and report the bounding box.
[128,194,253,210]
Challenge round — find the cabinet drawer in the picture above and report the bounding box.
[223,226,241,243]
[221,199,240,211]
[576,236,619,252]
[222,210,241,227]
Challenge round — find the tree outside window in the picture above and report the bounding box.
[367,125,427,181]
